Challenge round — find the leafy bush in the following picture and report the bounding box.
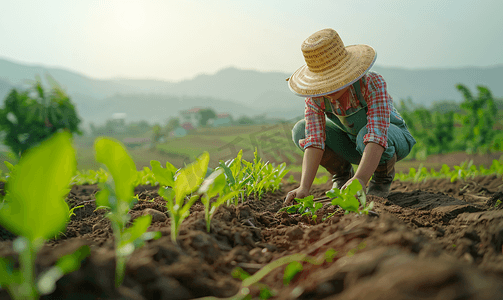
[0,78,82,157]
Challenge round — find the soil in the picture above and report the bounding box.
[1,172,503,299]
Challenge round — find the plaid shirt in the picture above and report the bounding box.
[299,71,401,150]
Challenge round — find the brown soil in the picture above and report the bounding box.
[1,173,503,300]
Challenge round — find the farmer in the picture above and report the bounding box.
[285,28,416,204]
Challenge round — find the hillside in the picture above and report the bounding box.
[0,58,502,125]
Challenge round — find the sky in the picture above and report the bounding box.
[0,0,502,82]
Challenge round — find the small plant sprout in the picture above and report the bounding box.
[326,180,374,215]
[0,132,90,300]
[151,152,210,243]
[198,169,239,232]
[94,137,160,287]
[279,195,323,222]
[218,150,253,205]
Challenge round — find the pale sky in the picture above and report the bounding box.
[1,0,502,82]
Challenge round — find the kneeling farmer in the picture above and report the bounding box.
[285,28,416,204]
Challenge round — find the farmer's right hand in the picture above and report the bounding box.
[285,186,309,205]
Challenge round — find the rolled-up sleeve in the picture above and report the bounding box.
[364,73,391,149]
[299,97,326,150]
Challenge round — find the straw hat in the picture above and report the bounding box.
[288,28,377,97]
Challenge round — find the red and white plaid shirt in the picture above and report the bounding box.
[299,71,401,150]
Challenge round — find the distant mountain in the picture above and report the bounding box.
[370,65,503,107]
[0,58,502,125]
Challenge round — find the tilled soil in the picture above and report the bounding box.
[1,175,503,300]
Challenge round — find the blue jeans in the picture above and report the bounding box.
[292,117,416,165]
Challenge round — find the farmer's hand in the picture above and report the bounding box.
[340,177,367,195]
[285,186,309,205]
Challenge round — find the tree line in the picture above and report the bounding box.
[399,84,503,159]
[0,78,501,159]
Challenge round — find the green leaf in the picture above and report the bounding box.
[174,152,209,205]
[198,169,226,199]
[231,267,250,281]
[95,185,111,208]
[179,194,200,218]
[283,261,303,286]
[3,161,14,172]
[94,137,137,204]
[0,132,74,241]
[209,191,240,215]
[150,160,175,187]
[218,161,236,186]
[120,215,152,247]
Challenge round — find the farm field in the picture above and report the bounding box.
[1,153,503,299]
[13,122,499,176]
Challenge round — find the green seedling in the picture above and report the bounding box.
[218,149,289,205]
[198,169,239,232]
[94,137,160,287]
[151,153,209,243]
[68,205,84,219]
[326,180,374,215]
[279,195,323,222]
[135,166,157,187]
[0,132,89,300]
[71,168,109,185]
[218,150,253,205]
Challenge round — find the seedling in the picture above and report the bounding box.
[198,169,239,232]
[0,132,89,299]
[151,152,209,243]
[326,180,374,215]
[218,150,253,205]
[279,195,323,222]
[94,137,160,287]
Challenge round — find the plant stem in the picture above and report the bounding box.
[19,239,38,300]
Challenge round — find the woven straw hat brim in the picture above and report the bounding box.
[289,44,377,97]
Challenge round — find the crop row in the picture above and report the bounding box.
[395,159,503,183]
[0,133,289,299]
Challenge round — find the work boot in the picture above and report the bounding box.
[319,147,354,190]
[367,154,397,198]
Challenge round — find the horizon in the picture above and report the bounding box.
[2,56,503,84]
[1,0,502,82]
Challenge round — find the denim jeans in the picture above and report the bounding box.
[292,117,416,165]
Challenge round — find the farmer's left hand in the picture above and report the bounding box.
[340,177,367,195]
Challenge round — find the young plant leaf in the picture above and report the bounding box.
[283,261,303,286]
[150,160,175,187]
[119,215,153,248]
[0,132,75,241]
[94,137,137,204]
[174,152,209,205]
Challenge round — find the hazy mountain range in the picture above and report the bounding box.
[0,58,501,126]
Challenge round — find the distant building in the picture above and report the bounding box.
[170,127,188,138]
[181,122,195,131]
[211,113,232,127]
[180,108,202,128]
